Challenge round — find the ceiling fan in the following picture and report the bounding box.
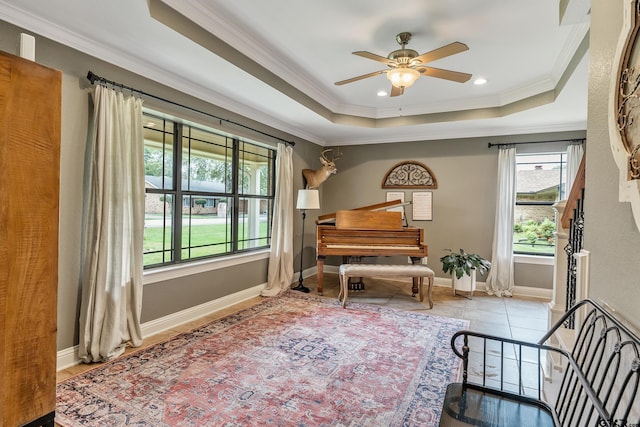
[335,32,472,97]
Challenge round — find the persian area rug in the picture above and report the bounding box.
[56,292,468,427]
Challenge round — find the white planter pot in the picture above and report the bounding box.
[452,269,476,297]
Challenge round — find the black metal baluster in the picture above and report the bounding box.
[563,189,585,329]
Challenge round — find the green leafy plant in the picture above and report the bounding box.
[439,249,491,279]
[516,218,556,247]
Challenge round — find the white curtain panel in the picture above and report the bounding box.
[487,146,516,297]
[262,144,294,296]
[78,85,145,362]
[566,142,584,197]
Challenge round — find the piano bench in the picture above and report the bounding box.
[338,263,434,309]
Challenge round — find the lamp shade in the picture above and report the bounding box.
[387,67,420,88]
[296,189,320,210]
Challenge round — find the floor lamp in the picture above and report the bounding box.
[292,189,320,292]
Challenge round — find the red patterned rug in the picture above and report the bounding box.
[56,291,468,426]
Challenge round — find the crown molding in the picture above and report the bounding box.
[0,0,589,147]
[0,1,324,145]
[154,0,589,121]
[156,0,342,112]
[329,119,587,147]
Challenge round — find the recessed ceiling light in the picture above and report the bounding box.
[377,90,388,97]
[473,77,487,85]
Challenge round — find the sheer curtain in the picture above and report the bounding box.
[486,145,516,297]
[78,85,145,362]
[262,144,294,296]
[566,141,584,197]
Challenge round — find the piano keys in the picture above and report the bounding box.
[315,200,428,295]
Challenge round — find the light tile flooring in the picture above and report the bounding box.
[56,274,552,425]
[306,273,550,342]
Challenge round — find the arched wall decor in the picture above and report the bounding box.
[381,161,438,189]
[610,0,640,229]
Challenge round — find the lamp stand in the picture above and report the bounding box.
[291,209,310,293]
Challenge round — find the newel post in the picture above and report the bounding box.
[549,200,569,329]
[545,200,569,373]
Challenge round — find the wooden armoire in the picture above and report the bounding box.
[0,51,60,426]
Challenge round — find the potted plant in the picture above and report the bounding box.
[439,249,491,297]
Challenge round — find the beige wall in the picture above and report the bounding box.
[0,20,319,350]
[320,133,583,291]
[585,0,640,330]
[57,73,88,351]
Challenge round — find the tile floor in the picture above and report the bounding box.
[305,273,551,342]
[56,273,553,425]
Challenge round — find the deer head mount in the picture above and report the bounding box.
[302,148,342,189]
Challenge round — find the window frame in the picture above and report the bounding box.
[143,110,276,270]
[513,152,567,257]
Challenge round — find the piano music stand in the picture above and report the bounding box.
[292,189,320,293]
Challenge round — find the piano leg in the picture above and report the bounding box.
[410,257,422,296]
[317,257,325,295]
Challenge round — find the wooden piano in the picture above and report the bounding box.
[315,200,428,295]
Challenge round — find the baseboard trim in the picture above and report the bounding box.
[434,277,552,300]
[57,346,78,371]
[511,285,553,300]
[140,283,265,337]
[57,283,266,371]
[58,270,551,370]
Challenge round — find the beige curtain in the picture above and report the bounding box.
[487,145,516,297]
[78,85,145,362]
[262,144,294,296]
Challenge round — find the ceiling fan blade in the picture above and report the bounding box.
[419,67,472,83]
[335,69,386,86]
[353,51,395,65]
[413,42,469,65]
[390,85,404,97]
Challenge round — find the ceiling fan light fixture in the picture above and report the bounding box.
[387,67,420,88]
[336,34,470,96]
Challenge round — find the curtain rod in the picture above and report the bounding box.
[86,71,295,147]
[487,138,585,149]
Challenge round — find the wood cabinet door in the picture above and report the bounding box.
[0,50,61,427]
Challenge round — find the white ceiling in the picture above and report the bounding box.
[0,0,590,146]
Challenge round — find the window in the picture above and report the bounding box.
[143,112,275,268]
[514,153,567,256]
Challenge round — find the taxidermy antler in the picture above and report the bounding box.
[302,148,342,189]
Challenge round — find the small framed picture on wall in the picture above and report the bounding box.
[412,191,433,221]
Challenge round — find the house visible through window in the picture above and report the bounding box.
[142,111,275,268]
[514,153,567,256]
